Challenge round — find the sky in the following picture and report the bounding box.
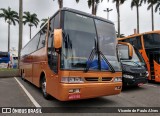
[0,0,160,52]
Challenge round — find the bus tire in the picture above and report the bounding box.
[41,76,50,100]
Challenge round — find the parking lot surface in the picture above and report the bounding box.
[0,77,160,115]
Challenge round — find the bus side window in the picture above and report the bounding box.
[48,13,60,73]
[38,24,47,49]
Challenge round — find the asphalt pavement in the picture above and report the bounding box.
[0,77,160,116]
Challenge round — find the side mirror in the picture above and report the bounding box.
[118,42,133,60]
[54,29,62,49]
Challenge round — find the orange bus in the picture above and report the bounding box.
[20,8,122,101]
[118,30,160,82]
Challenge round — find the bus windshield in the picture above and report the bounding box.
[121,48,145,66]
[61,11,121,71]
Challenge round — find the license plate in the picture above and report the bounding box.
[68,94,81,100]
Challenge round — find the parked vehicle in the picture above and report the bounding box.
[20,8,122,101]
[118,42,148,86]
[118,31,160,82]
[0,52,10,68]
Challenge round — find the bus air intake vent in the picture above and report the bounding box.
[85,77,113,82]
[102,77,113,81]
[85,77,98,81]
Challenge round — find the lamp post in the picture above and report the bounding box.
[103,8,113,20]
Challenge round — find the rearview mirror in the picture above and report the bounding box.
[118,42,133,60]
[54,29,62,49]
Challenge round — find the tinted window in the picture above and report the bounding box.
[48,13,59,73]
[28,33,39,53]
[62,11,96,70]
[38,24,47,49]
[143,34,160,49]
[54,13,60,28]
[95,19,121,71]
[21,32,40,56]
[129,36,142,49]
[121,36,142,49]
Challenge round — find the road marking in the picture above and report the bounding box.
[144,83,158,88]
[14,77,41,107]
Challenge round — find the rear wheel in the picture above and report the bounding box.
[41,76,50,99]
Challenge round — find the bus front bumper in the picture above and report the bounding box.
[56,82,122,101]
[123,77,148,86]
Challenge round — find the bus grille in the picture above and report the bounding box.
[85,77,112,82]
[131,68,145,73]
[134,73,146,78]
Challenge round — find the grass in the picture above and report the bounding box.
[0,68,18,71]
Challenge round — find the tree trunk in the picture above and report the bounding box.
[59,0,63,9]
[117,2,120,37]
[92,0,95,15]
[8,23,10,52]
[30,25,31,39]
[151,5,154,31]
[18,0,23,69]
[137,5,139,33]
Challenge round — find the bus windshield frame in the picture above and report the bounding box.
[60,10,121,72]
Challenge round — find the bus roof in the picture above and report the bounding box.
[59,7,114,25]
[118,30,160,41]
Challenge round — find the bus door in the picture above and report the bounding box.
[148,52,157,80]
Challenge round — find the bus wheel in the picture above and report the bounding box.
[41,76,50,100]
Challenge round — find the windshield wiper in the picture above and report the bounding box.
[84,43,115,73]
[84,48,96,73]
[122,60,142,67]
[99,51,115,73]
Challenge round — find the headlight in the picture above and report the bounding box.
[146,71,149,77]
[113,77,122,82]
[61,77,84,83]
[123,74,134,79]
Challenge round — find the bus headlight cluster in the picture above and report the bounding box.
[123,74,134,79]
[113,77,122,82]
[61,77,84,83]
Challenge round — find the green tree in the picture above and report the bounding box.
[155,0,160,13]
[0,7,19,52]
[143,0,158,31]
[131,0,143,33]
[112,0,126,38]
[40,18,49,28]
[23,11,39,39]
[18,0,23,69]
[76,0,103,15]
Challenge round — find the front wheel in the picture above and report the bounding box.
[41,76,50,100]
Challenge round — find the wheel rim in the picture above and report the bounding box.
[42,78,46,95]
